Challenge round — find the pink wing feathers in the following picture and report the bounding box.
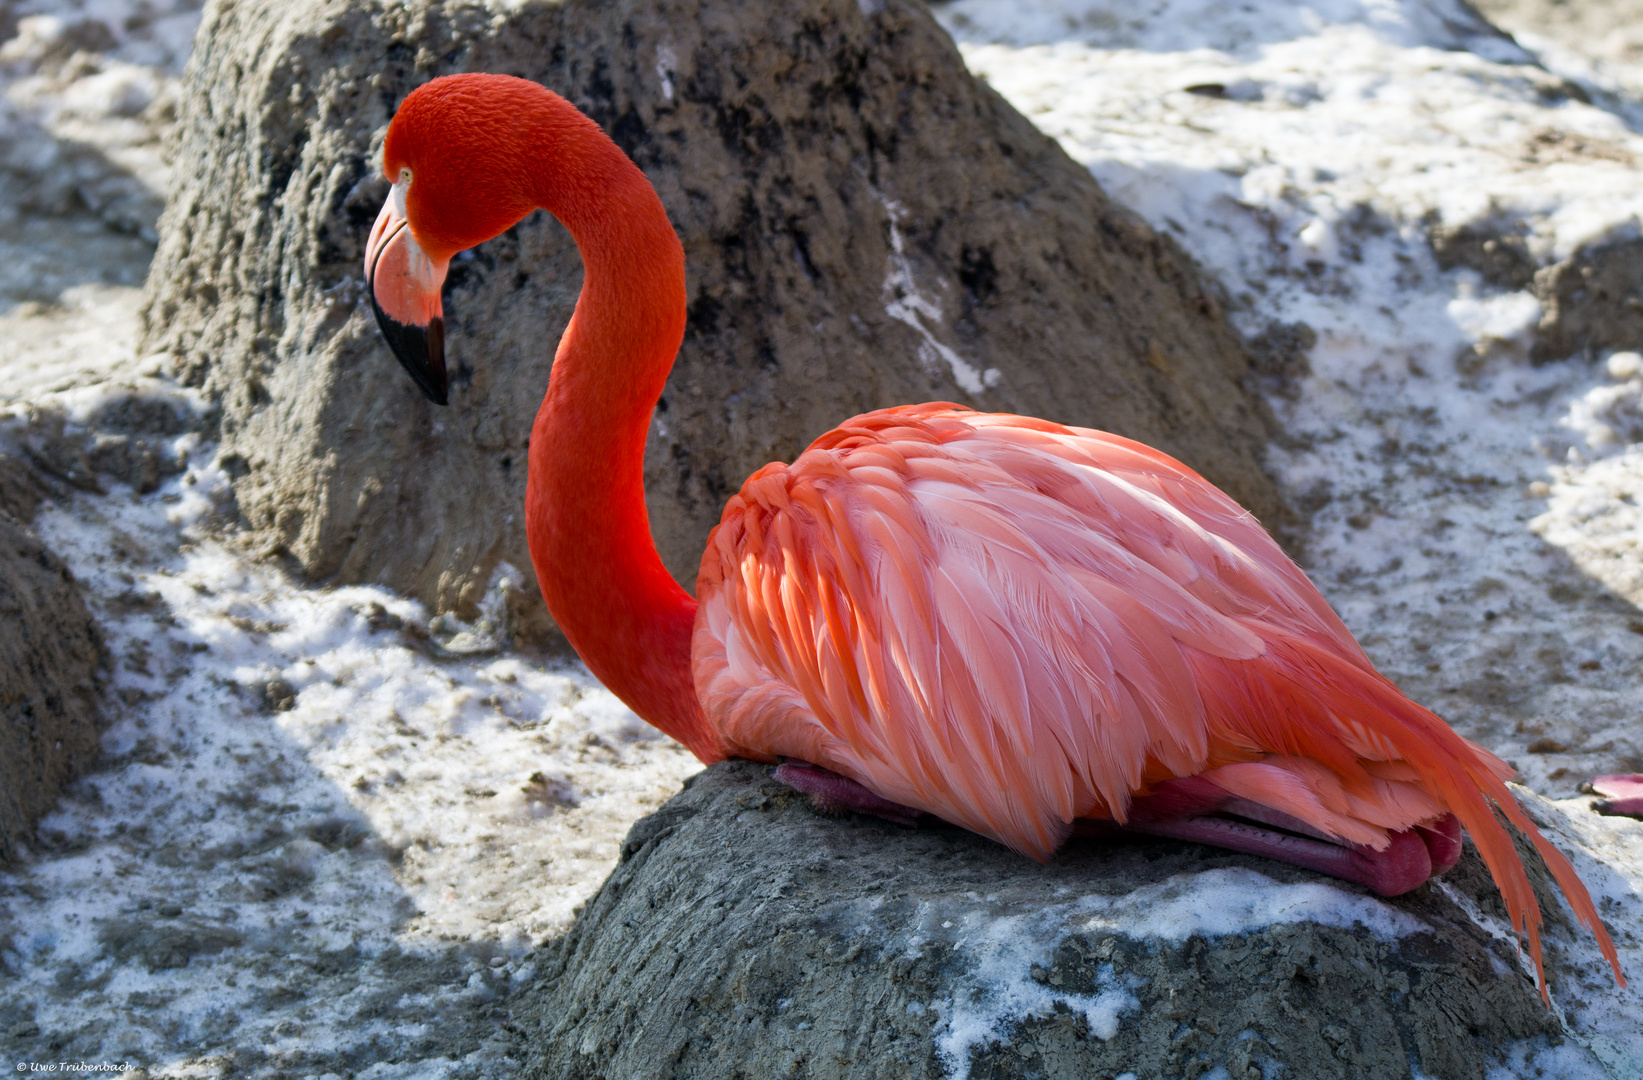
[694,403,1407,847]
[691,404,1620,994]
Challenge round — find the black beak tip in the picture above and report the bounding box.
[370,290,449,407]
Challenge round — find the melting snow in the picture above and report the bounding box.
[879,198,1003,395]
[919,867,1432,1080]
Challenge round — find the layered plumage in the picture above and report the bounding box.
[694,404,1621,995]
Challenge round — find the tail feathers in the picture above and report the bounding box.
[1487,776,1627,997]
[1227,633,1624,1001]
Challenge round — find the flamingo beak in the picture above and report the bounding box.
[364,178,450,405]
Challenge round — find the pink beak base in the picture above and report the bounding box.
[364,186,450,405]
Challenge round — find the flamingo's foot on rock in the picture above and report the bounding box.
[1588,774,1643,819]
[1075,776,1463,898]
[774,765,1463,896]
[772,762,924,827]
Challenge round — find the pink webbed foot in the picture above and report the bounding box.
[1077,777,1462,898]
[772,762,924,828]
[1590,775,1643,819]
[1416,813,1463,875]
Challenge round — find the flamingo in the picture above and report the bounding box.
[1592,775,1643,819]
[362,73,1622,998]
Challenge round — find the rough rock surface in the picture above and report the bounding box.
[141,0,1283,641]
[1425,222,1643,363]
[514,761,1562,1080]
[0,381,209,522]
[1422,205,1643,363]
[1531,236,1643,362]
[0,510,105,863]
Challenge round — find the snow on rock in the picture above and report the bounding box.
[924,866,1435,1077]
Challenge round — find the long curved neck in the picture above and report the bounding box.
[520,104,723,762]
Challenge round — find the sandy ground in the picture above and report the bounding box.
[1477,0,1643,110]
[2,0,1643,1076]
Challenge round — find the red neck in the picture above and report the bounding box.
[519,101,723,762]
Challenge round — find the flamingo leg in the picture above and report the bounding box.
[773,762,924,827]
[1591,775,1643,819]
[1076,814,1436,897]
[1078,777,1460,897]
[774,764,1460,897]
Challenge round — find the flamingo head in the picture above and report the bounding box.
[364,74,549,406]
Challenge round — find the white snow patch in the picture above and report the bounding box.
[59,61,157,118]
[655,43,677,103]
[879,199,1002,396]
[876,867,1427,1080]
[1446,289,1542,353]
[1559,365,1643,455]
[1076,866,1429,941]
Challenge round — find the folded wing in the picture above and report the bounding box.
[692,404,1619,995]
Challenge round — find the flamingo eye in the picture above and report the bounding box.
[399,167,412,186]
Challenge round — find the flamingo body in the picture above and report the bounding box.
[695,404,1470,862]
[361,73,1623,1000]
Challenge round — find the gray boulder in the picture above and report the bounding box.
[513,761,1559,1080]
[0,511,105,863]
[142,0,1284,642]
[1532,235,1643,362]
